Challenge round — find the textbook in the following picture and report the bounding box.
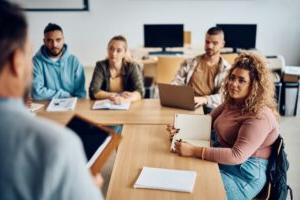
[170,114,211,151]
[46,97,77,112]
[92,99,130,110]
[134,166,197,193]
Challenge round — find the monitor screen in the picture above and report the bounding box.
[216,24,257,51]
[66,116,110,163]
[144,24,184,48]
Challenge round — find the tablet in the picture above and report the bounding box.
[66,115,121,174]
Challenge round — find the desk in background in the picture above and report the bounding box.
[133,47,202,83]
[36,99,203,125]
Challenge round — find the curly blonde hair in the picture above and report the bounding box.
[223,52,279,118]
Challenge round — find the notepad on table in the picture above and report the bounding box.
[46,97,77,112]
[170,114,211,151]
[134,166,197,193]
[28,103,44,112]
[92,99,130,110]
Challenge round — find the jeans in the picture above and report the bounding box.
[220,157,268,200]
[210,131,268,199]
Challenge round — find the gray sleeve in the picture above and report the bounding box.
[43,129,103,200]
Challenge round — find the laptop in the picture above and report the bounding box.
[158,83,199,110]
[66,114,121,175]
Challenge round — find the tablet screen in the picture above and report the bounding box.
[66,116,111,167]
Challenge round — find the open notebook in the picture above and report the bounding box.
[134,166,197,193]
[92,99,130,110]
[171,114,211,151]
[47,97,77,112]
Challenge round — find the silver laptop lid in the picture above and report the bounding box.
[158,83,196,110]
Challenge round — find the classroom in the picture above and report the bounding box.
[0,0,299,199]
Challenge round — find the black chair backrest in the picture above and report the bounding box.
[267,135,293,200]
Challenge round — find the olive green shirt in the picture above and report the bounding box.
[89,59,145,99]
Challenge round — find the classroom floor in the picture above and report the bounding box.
[281,106,300,199]
[101,99,300,199]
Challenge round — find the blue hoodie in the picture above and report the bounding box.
[32,45,86,100]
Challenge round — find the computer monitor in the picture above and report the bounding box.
[216,24,257,53]
[144,24,184,55]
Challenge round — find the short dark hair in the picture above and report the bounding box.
[0,1,27,71]
[44,23,63,34]
[207,27,224,36]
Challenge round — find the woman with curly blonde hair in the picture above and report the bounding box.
[170,53,279,199]
[223,52,279,117]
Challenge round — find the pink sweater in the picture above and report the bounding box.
[204,103,279,165]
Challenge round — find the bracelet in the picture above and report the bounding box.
[201,147,206,160]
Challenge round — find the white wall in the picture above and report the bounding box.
[26,0,300,66]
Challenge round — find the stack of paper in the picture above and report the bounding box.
[134,166,197,193]
[92,99,130,110]
[171,114,211,151]
[46,97,77,112]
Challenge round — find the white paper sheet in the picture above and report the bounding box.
[46,97,77,112]
[134,166,197,193]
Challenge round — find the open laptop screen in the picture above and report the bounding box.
[66,115,111,167]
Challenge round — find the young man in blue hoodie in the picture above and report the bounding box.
[32,23,86,100]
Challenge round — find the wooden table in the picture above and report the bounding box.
[106,125,226,200]
[37,99,203,125]
[36,99,225,199]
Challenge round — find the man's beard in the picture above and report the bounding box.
[205,48,217,57]
[46,47,63,57]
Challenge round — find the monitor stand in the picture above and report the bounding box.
[148,47,183,55]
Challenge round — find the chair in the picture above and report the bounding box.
[144,76,155,98]
[221,53,238,65]
[156,56,185,84]
[184,31,192,47]
[136,62,155,98]
[255,135,292,200]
